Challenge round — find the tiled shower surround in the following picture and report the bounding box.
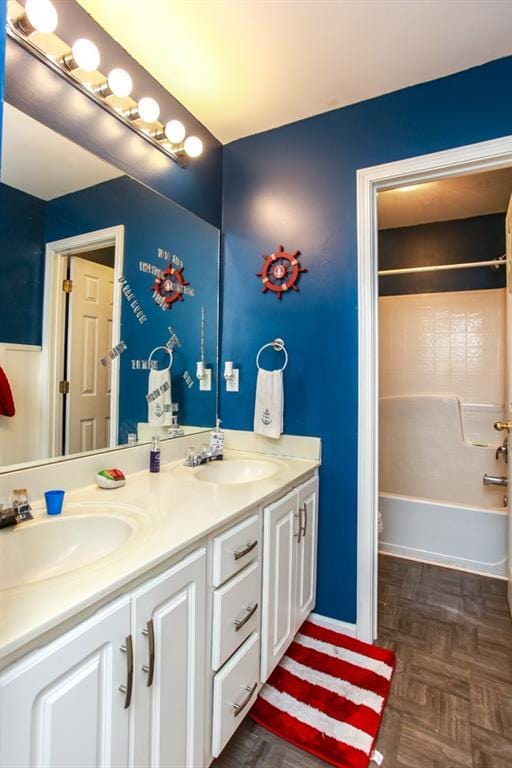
[379,288,505,407]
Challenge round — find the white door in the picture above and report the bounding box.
[295,475,319,629]
[131,549,206,768]
[68,256,114,454]
[506,194,512,617]
[261,489,298,681]
[0,597,131,768]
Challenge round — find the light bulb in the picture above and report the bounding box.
[184,136,203,158]
[164,120,186,144]
[70,39,100,72]
[25,0,58,34]
[107,68,133,98]
[137,97,160,123]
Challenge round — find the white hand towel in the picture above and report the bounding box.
[148,368,172,426]
[254,369,283,439]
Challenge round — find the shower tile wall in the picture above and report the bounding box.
[379,288,505,406]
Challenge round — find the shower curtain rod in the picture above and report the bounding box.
[378,257,506,277]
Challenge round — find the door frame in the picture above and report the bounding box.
[41,225,125,458]
[356,135,512,643]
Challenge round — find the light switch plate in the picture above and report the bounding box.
[199,369,212,391]
[226,369,239,392]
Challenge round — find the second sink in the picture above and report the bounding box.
[194,458,279,485]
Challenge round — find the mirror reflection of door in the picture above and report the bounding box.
[64,249,115,455]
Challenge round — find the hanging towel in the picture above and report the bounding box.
[0,367,15,417]
[254,369,283,439]
[147,368,172,426]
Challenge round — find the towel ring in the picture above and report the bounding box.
[148,346,173,371]
[256,338,288,372]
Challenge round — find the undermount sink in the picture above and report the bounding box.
[0,502,146,590]
[194,458,279,485]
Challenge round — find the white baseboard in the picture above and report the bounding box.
[308,612,357,637]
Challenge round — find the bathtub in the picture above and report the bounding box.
[379,395,508,578]
[379,493,508,578]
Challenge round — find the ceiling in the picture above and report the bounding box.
[378,167,512,229]
[77,0,512,144]
[0,104,122,200]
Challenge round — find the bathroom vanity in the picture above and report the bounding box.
[0,437,319,768]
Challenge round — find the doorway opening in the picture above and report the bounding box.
[41,226,124,459]
[356,136,512,643]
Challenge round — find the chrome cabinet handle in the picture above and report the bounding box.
[234,603,258,632]
[294,509,302,543]
[300,503,308,538]
[233,540,258,561]
[119,634,134,708]
[232,682,257,717]
[141,619,155,687]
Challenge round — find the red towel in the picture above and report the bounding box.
[0,367,15,417]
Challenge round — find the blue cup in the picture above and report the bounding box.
[44,490,65,516]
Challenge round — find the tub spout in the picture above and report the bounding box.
[483,474,508,487]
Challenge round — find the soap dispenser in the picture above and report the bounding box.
[210,419,224,459]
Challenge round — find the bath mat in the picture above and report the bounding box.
[250,620,395,768]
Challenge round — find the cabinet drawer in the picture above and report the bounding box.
[212,514,259,587]
[211,632,260,757]
[212,560,260,671]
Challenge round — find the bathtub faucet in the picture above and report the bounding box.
[496,436,508,463]
[483,474,508,487]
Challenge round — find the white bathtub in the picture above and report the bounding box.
[379,493,508,578]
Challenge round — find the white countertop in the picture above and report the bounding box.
[0,450,318,668]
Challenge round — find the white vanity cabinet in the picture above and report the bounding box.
[0,596,131,768]
[130,548,206,768]
[261,474,319,681]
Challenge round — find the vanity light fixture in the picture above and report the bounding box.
[124,96,161,123]
[62,39,100,72]
[6,1,204,167]
[17,0,58,35]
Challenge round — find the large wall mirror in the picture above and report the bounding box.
[0,102,220,471]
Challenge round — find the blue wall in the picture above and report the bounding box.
[0,183,46,345]
[45,175,219,442]
[379,213,506,296]
[220,56,512,624]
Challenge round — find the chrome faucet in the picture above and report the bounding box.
[483,474,508,487]
[496,435,508,463]
[183,445,223,467]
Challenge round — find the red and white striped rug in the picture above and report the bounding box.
[250,620,395,768]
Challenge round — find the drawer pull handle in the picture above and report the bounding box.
[142,619,155,687]
[119,634,134,709]
[234,603,258,632]
[233,540,258,561]
[233,682,258,717]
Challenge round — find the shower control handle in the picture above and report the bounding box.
[483,474,508,487]
[494,421,512,432]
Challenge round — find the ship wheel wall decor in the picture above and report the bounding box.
[151,263,189,309]
[257,245,307,300]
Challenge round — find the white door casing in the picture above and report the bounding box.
[357,135,512,643]
[0,596,131,768]
[67,257,114,455]
[506,194,512,617]
[41,226,124,458]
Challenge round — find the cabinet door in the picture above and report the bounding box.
[0,596,131,768]
[131,548,206,768]
[261,490,298,682]
[295,475,319,630]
